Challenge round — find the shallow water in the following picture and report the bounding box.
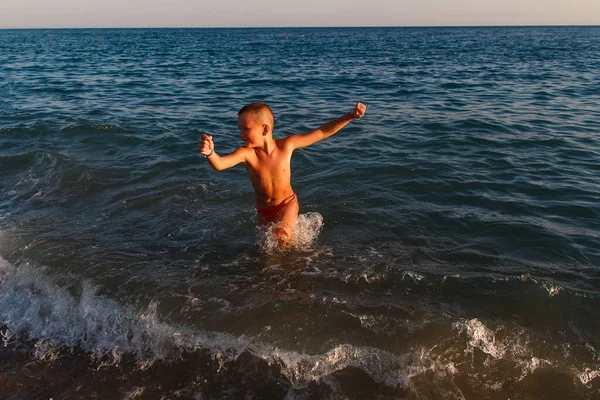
[1,26,600,398]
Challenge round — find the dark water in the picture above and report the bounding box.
[1,26,600,399]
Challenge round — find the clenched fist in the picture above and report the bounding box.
[198,134,214,156]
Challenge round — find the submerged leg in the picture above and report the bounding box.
[273,197,299,246]
[257,197,299,247]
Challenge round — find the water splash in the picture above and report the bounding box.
[256,212,323,254]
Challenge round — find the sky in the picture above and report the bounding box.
[1,0,599,29]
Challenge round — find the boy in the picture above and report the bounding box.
[199,102,366,246]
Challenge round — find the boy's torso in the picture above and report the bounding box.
[243,138,295,207]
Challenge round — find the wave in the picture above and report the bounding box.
[0,255,410,392]
[0,256,247,364]
[1,255,599,397]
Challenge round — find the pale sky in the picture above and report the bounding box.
[1,0,598,29]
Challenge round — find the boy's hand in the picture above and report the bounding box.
[198,134,214,156]
[351,102,366,119]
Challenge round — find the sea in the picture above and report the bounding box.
[0,26,599,399]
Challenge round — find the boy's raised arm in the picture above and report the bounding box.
[198,134,247,171]
[288,102,366,150]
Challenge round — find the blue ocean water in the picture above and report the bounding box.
[1,26,600,398]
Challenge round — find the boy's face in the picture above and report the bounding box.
[238,113,267,147]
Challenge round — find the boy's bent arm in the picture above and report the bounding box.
[288,103,366,149]
[206,147,248,171]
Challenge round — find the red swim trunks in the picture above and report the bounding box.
[256,193,297,223]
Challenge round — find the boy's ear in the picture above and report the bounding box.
[262,124,270,136]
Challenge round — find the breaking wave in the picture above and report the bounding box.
[1,255,599,397]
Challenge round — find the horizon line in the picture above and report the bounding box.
[1,24,599,31]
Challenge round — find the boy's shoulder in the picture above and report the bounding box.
[276,134,297,148]
[231,145,254,159]
[234,146,254,154]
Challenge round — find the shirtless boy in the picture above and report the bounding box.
[198,102,366,246]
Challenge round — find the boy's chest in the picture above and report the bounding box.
[246,149,292,177]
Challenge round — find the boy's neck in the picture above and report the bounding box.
[258,135,276,156]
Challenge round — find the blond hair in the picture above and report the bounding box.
[238,102,274,129]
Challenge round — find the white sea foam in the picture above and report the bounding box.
[1,255,598,396]
[463,318,508,359]
[542,281,564,297]
[267,343,409,389]
[0,255,413,391]
[577,368,600,387]
[453,317,562,384]
[402,270,426,282]
[256,212,323,254]
[0,256,247,365]
[404,346,466,398]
